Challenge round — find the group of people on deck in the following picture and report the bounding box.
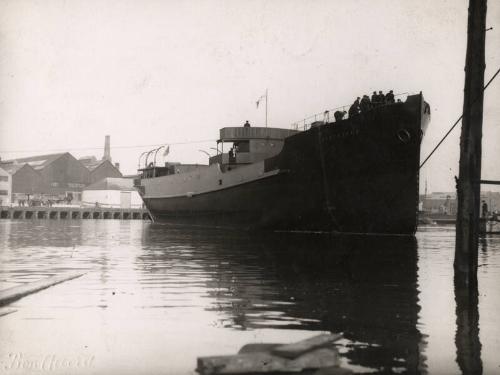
[336,90,398,120]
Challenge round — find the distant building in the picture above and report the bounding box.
[82,178,143,208]
[0,166,12,205]
[420,191,500,215]
[1,153,90,202]
[0,136,124,205]
[420,192,457,214]
[0,163,43,203]
[79,156,122,184]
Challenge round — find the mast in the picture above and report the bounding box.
[265,89,268,128]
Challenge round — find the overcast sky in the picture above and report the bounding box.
[1,0,499,192]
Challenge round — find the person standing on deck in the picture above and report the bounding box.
[378,91,386,105]
[371,91,379,107]
[348,97,360,118]
[334,110,347,122]
[243,121,251,127]
[386,90,395,104]
[360,95,371,112]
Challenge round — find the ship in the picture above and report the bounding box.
[136,93,431,235]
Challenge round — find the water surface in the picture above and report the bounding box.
[0,220,499,374]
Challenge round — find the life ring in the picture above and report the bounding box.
[397,129,411,144]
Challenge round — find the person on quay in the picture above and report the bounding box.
[482,201,488,218]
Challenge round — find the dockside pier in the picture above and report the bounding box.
[0,206,151,220]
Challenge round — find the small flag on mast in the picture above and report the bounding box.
[256,92,267,108]
[255,89,269,128]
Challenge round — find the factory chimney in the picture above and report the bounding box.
[103,135,112,162]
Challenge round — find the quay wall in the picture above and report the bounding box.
[0,206,151,220]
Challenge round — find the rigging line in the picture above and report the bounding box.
[0,139,217,154]
[419,66,500,170]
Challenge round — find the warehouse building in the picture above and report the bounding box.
[0,163,43,204]
[0,136,125,205]
[1,153,89,203]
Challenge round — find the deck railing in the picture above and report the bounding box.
[291,92,410,131]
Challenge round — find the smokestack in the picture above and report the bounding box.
[103,135,112,162]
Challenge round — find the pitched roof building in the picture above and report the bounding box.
[0,136,123,202]
[0,163,43,197]
[1,153,89,199]
[79,156,122,183]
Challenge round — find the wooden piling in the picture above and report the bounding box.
[455,271,482,374]
[454,1,487,373]
[454,0,487,283]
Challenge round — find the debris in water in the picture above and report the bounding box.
[196,333,352,374]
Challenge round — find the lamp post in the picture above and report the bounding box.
[144,149,155,168]
[153,146,165,167]
[138,151,149,170]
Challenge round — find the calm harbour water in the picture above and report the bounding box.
[0,220,499,375]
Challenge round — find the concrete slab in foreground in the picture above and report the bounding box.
[0,272,85,307]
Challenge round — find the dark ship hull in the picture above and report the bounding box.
[141,94,430,235]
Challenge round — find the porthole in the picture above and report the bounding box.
[397,129,411,144]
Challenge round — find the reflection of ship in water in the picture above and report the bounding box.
[141,225,425,373]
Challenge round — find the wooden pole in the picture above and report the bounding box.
[454,1,487,373]
[454,0,487,283]
[455,276,482,374]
